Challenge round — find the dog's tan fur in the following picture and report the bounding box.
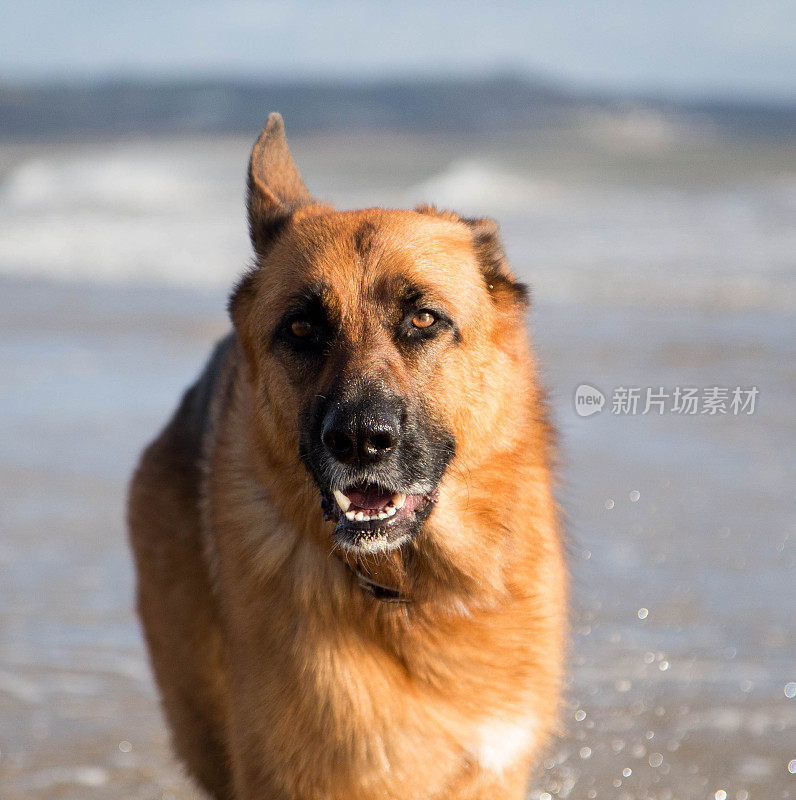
[128,114,566,800]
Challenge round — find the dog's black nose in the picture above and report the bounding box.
[321,397,400,466]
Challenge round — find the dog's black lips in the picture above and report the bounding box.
[301,413,453,554]
[320,486,440,523]
[317,483,440,552]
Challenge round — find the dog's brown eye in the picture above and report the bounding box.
[412,311,436,329]
[290,320,313,338]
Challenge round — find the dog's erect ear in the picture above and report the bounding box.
[247,113,312,256]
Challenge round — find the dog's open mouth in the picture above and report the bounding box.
[322,483,438,553]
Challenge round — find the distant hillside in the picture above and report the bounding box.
[1,75,793,140]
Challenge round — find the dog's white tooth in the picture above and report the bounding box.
[354,511,366,521]
[333,489,351,512]
[345,510,356,521]
[377,511,388,519]
[392,493,407,510]
[386,506,397,516]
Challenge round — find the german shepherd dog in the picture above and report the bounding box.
[128,114,566,800]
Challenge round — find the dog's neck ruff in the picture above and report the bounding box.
[350,564,411,603]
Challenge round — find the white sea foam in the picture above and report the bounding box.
[1,155,200,211]
[0,139,793,309]
[0,669,44,704]
[0,143,250,286]
[404,158,559,213]
[20,766,109,790]
[405,160,795,310]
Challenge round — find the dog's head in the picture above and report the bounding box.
[230,115,531,563]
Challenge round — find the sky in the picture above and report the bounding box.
[1,0,794,101]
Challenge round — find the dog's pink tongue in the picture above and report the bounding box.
[346,485,393,510]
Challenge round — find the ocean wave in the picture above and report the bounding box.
[0,147,249,285]
[0,144,793,310]
[0,154,207,212]
[403,159,560,213]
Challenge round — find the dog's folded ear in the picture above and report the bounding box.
[247,113,312,256]
[458,213,530,308]
[415,205,528,307]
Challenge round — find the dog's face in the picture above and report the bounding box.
[231,116,528,559]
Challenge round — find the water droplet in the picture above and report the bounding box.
[637,607,649,620]
[659,661,670,671]
[612,778,622,788]
[575,709,587,722]
[540,793,553,800]
[622,767,632,777]
[740,679,753,693]
[784,681,796,699]
[715,791,727,800]
[588,792,597,800]
[629,490,640,502]
[579,746,592,759]
[644,651,655,664]
[649,752,664,768]
[788,758,796,774]
[605,498,615,510]
[118,740,132,753]
[736,792,749,800]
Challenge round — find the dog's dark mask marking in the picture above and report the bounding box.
[271,281,456,554]
[299,378,454,553]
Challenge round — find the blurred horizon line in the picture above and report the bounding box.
[2,67,795,108]
[2,71,794,143]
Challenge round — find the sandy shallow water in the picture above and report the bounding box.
[0,128,794,798]
[0,277,792,800]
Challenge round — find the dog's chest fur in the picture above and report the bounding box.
[197,370,543,798]
[214,562,539,799]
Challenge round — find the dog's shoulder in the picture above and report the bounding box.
[187,331,238,451]
[130,330,239,501]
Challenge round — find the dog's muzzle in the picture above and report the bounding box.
[302,382,453,555]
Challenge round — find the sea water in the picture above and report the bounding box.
[0,125,793,798]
